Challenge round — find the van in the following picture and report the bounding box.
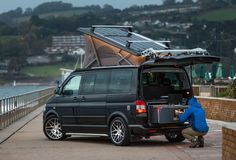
[43,64,213,146]
[43,25,220,145]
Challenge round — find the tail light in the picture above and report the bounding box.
[136,100,147,113]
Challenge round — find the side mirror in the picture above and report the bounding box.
[54,87,60,95]
[54,80,61,95]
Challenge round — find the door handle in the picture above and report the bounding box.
[73,97,78,101]
[81,96,86,101]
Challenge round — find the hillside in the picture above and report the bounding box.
[13,8,90,23]
[196,7,236,21]
[20,62,76,77]
[0,1,235,78]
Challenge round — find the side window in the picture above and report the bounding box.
[81,73,96,94]
[81,71,109,95]
[94,71,109,94]
[62,75,82,96]
[109,70,132,93]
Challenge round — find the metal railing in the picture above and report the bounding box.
[193,85,228,97]
[0,87,54,130]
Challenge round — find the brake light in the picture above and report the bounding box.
[136,100,147,113]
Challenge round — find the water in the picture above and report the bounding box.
[0,86,50,99]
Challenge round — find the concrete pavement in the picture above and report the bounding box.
[0,106,44,144]
[0,108,222,160]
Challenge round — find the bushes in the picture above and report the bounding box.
[219,80,236,98]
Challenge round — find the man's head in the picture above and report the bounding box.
[188,97,201,108]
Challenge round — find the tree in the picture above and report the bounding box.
[33,1,72,14]
[199,65,206,79]
[24,8,33,15]
[211,63,217,80]
[1,7,23,17]
[163,0,176,5]
[103,4,114,11]
[30,15,45,26]
[182,0,193,4]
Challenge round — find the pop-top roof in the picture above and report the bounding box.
[78,25,220,68]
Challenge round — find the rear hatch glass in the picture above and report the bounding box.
[142,67,191,104]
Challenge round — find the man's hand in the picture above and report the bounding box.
[175,109,184,116]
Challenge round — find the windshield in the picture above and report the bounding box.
[142,67,191,101]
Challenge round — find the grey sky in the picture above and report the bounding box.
[0,0,165,13]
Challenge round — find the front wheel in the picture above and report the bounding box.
[109,117,130,146]
[43,115,66,140]
[165,131,185,143]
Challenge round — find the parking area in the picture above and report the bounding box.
[0,113,222,160]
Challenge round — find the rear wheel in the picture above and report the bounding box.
[109,117,130,146]
[165,131,185,143]
[43,115,66,140]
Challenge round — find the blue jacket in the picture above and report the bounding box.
[178,97,209,133]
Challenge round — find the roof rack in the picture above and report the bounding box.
[91,25,133,32]
[126,40,170,48]
[141,48,209,59]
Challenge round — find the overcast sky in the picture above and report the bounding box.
[0,0,167,13]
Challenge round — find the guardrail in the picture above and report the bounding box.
[0,87,54,130]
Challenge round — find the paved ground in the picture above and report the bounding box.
[0,109,222,160]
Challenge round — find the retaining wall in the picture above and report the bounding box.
[197,97,236,122]
[222,124,236,160]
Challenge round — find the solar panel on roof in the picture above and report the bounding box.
[94,27,167,54]
[79,26,168,56]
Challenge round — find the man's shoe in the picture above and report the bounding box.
[189,138,198,148]
[198,136,204,147]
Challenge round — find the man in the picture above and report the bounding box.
[177,97,209,148]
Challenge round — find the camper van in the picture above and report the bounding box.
[43,25,220,146]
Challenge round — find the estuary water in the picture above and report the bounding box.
[0,86,50,99]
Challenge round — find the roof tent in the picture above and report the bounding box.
[79,25,220,68]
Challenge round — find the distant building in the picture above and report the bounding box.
[27,56,51,65]
[45,35,85,55]
[0,62,8,73]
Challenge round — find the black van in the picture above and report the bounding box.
[43,64,208,145]
[43,25,220,145]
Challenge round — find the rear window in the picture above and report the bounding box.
[142,67,190,100]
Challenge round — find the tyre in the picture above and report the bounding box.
[164,131,185,143]
[43,115,66,140]
[109,117,130,146]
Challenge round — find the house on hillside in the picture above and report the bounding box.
[45,35,85,55]
[27,56,51,65]
[0,62,8,74]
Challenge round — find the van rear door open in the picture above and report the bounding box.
[140,54,220,125]
[142,55,220,66]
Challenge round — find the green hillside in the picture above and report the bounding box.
[196,7,236,21]
[14,8,89,23]
[20,62,77,77]
[0,36,21,42]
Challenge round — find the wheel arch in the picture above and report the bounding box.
[45,110,59,119]
[107,111,128,126]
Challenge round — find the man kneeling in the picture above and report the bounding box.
[177,97,209,148]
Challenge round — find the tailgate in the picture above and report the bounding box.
[148,105,188,124]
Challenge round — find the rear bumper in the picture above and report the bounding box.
[129,124,189,136]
